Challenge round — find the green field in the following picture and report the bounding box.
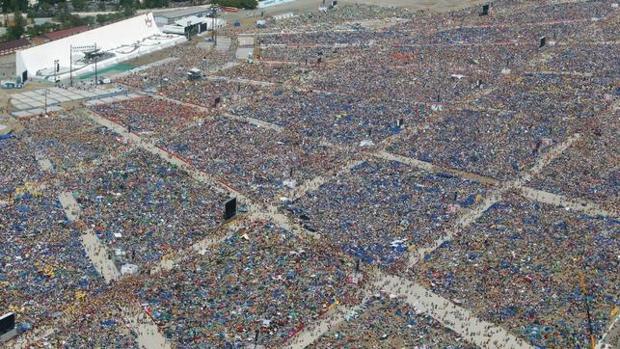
[79,63,135,80]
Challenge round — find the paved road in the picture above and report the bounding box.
[596,313,620,349]
[58,191,121,283]
[377,274,533,349]
[124,305,172,349]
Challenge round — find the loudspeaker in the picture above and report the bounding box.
[481,4,489,16]
[0,313,15,336]
[224,198,237,220]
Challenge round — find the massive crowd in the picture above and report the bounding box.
[231,89,430,146]
[310,295,476,348]
[0,133,106,329]
[47,286,142,349]
[529,115,619,212]
[386,106,566,180]
[70,148,226,268]
[2,0,619,347]
[158,114,350,203]
[90,96,206,140]
[22,114,129,174]
[0,133,45,195]
[136,220,365,348]
[118,41,237,92]
[414,193,620,348]
[285,159,490,266]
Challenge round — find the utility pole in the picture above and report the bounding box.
[94,43,98,86]
[210,6,217,45]
[69,45,73,87]
[53,59,59,85]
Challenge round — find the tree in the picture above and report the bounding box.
[6,9,26,39]
[142,0,168,9]
[118,0,136,16]
[241,0,257,9]
[213,0,257,9]
[71,0,87,11]
[9,0,28,12]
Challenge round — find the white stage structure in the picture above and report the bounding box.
[162,17,225,35]
[15,13,185,82]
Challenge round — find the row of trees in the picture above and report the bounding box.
[2,0,139,41]
[213,0,257,9]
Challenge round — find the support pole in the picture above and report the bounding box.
[69,45,73,87]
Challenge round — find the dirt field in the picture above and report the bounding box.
[341,0,487,12]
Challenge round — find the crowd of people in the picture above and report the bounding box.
[136,220,365,348]
[0,132,45,195]
[70,148,227,268]
[87,95,355,204]
[414,193,620,348]
[2,0,619,347]
[310,295,475,348]
[22,114,129,174]
[231,89,429,146]
[386,107,566,181]
[43,285,142,348]
[90,97,207,141]
[285,159,490,266]
[529,116,619,212]
[0,132,106,328]
[118,41,237,92]
[157,114,349,203]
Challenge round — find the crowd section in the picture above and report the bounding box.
[0,131,107,331]
[0,188,105,329]
[417,0,617,30]
[586,11,620,41]
[90,97,206,140]
[473,74,616,120]
[310,295,475,349]
[285,159,490,266]
[414,193,620,348]
[303,50,494,104]
[118,41,237,91]
[257,30,405,46]
[67,149,226,268]
[0,133,45,195]
[232,89,429,145]
[263,4,412,32]
[161,79,268,110]
[158,115,350,203]
[486,0,616,24]
[528,116,619,211]
[386,107,568,180]
[22,114,129,173]
[136,220,365,348]
[216,62,316,84]
[536,43,620,77]
[48,287,141,349]
[258,46,349,63]
[389,44,537,75]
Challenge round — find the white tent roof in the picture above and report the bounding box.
[174,15,205,27]
[16,13,162,78]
